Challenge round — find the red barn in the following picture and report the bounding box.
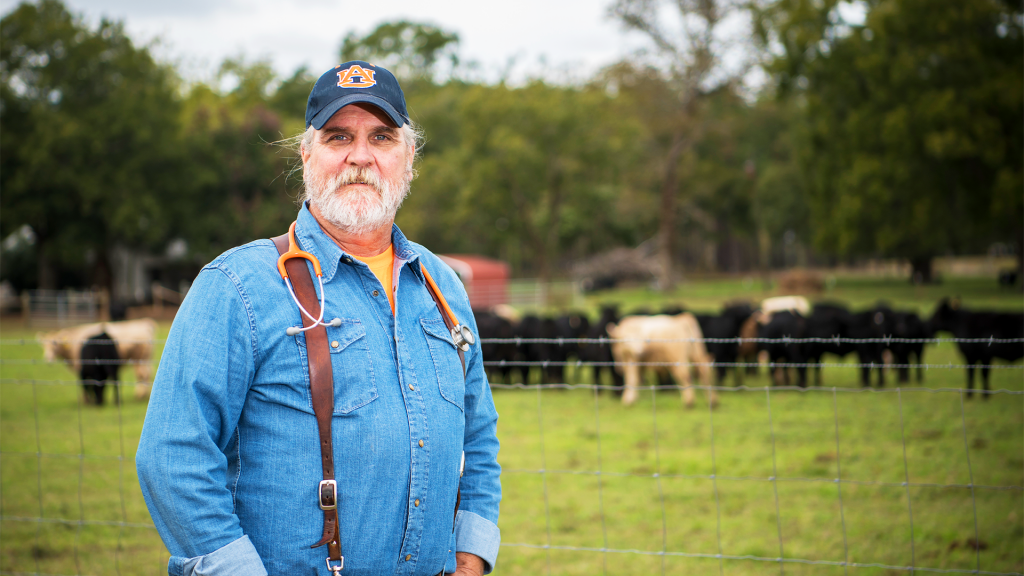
[438,255,510,309]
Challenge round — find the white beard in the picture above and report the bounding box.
[303,163,411,236]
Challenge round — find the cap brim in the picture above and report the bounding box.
[309,94,407,129]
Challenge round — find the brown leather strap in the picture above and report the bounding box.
[426,267,464,576]
[276,227,466,574]
[423,276,466,374]
[273,233,343,564]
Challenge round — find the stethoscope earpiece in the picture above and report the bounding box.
[286,326,302,336]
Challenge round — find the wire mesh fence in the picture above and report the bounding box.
[1,335,1021,575]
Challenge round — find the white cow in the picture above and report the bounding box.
[606,313,715,408]
[760,296,811,319]
[38,318,157,401]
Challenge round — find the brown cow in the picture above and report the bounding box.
[606,313,715,408]
[38,318,157,401]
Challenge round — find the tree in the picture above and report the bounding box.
[397,81,642,279]
[170,59,304,261]
[1,0,184,290]
[339,21,459,82]
[608,0,746,288]
[755,0,1024,281]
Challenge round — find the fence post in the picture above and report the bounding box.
[99,289,110,321]
[21,292,30,328]
[153,282,163,314]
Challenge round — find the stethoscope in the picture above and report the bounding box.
[276,222,475,351]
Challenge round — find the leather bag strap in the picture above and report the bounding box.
[272,233,343,566]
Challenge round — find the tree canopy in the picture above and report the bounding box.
[1,0,1020,295]
[755,0,1023,279]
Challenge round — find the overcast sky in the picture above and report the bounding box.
[0,0,666,83]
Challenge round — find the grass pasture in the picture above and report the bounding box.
[1,277,1022,575]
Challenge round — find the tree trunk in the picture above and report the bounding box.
[656,132,687,290]
[909,256,933,284]
[37,245,57,290]
[93,247,113,292]
[538,172,565,283]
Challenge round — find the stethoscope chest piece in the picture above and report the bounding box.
[452,324,475,352]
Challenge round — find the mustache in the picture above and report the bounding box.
[327,167,385,193]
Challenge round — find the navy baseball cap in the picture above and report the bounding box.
[305,61,409,129]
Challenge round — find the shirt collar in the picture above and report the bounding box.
[294,203,424,285]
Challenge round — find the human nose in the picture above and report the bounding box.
[346,135,374,167]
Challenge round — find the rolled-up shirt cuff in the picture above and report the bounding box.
[168,535,267,576]
[454,510,501,574]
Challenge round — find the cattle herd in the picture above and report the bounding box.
[30,299,1022,408]
[475,297,1024,405]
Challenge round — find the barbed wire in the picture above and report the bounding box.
[5,358,1020,369]
[498,543,1023,576]
[1,358,153,366]
[0,515,154,530]
[4,379,1022,394]
[498,468,1022,492]
[483,360,1024,369]
[2,338,157,345]
[3,336,1023,346]
[488,382,1024,394]
[480,336,1024,344]
[1,450,127,462]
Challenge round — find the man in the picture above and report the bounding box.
[136,61,501,576]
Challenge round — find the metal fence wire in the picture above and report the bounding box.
[1,336,1021,576]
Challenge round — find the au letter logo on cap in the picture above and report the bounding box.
[337,64,376,88]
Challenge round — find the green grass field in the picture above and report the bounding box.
[1,277,1021,575]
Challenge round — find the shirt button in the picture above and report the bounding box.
[372,289,379,297]
[408,384,415,391]
[343,257,352,263]
[414,499,420,507]
[405,554,411,561]
[331,341,339,348]
[418,439,424,447]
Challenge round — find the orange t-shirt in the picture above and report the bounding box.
[351,245,395,314]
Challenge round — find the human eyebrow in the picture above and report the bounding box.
[369,126,399,138]
[319,127,349,140]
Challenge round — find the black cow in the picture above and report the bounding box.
[848,304,895,388]
[803,303,857,387]
[555,312,591,382]
[930,298,1024,398]
[758,311,809,387]
[578,305,624,391]
[890,311,931,383]
[696,303,754,386]
[79,331,120,406]
[514,315,567,384]
[475,310,517,385]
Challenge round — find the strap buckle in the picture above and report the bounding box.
[326,556,344,574]
[319,480,337,510]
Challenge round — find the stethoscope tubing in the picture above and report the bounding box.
[285,274,332,335]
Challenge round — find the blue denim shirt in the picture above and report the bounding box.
[137,206,501,576]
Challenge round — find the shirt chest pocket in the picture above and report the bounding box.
[326,320,378,414]
[420,318,465,412]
